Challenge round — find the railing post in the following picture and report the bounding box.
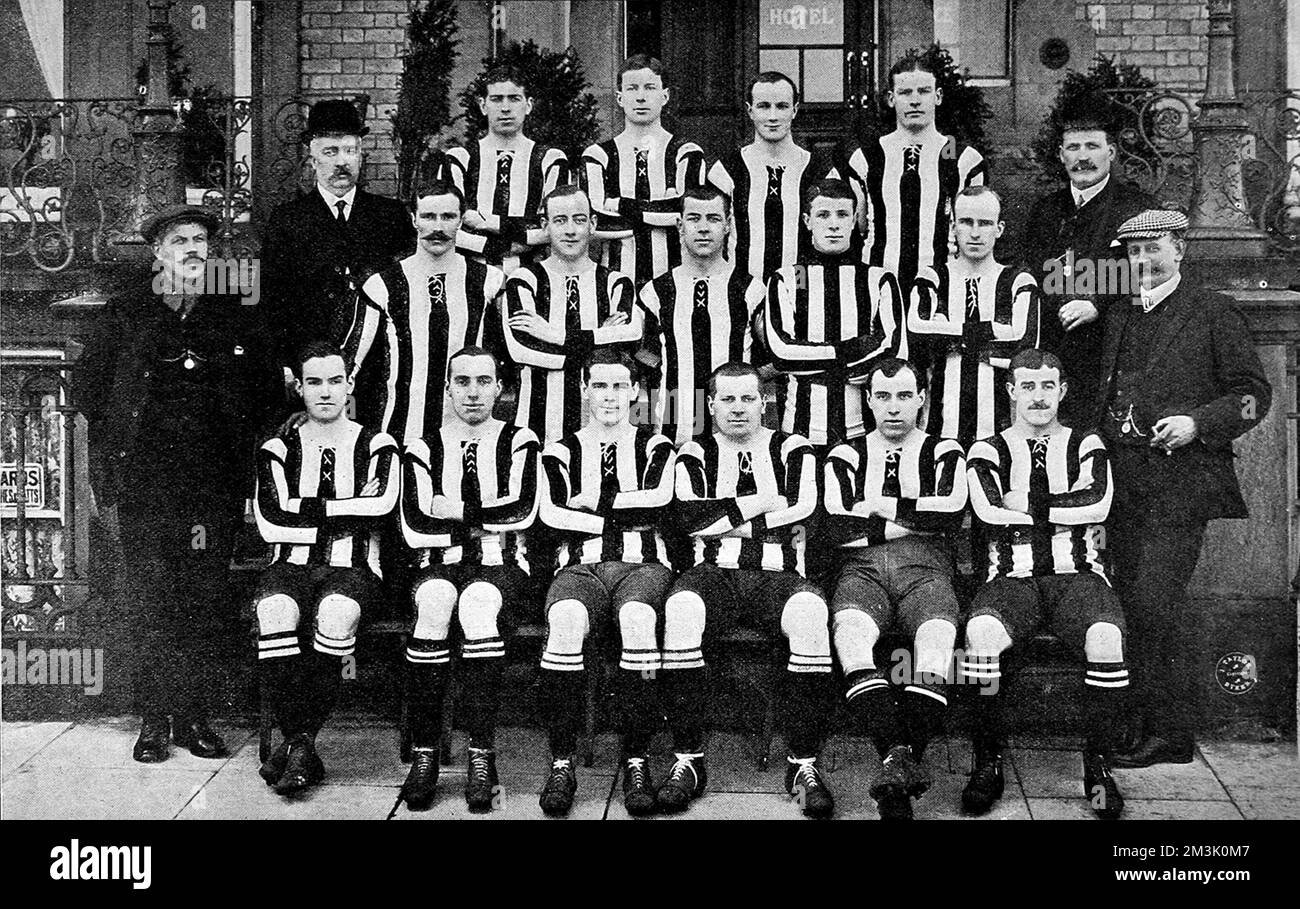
[120,0,185,246]
[1186,0,1271,258]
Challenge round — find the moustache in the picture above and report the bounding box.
[1071,162,1098,171]
[1029,403,1050,409]
[425,231,455,242]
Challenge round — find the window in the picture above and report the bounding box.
[757,0,845,103]
[933,0,1010,82]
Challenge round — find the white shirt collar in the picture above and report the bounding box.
[1072,173,1110,209]
[318,184,358,220]
[1139,271,1181,312]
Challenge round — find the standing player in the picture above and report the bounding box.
[397,346,540,811]
[660,362,835,818]
[763,178,906,449]
[583,55,707,289]
[534,349,676,817]
[252,341,400,795]
[501,184,643,445]
[823,358,967,820]
[909,186,1040,447]
[343,180,506,442]
[961,349,1126,819]
[840,53,987,296]
[443,65,570,274]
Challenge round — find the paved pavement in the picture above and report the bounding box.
[4,717,1297,820]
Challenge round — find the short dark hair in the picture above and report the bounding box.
[888,51,940,90]
[681,185,731,220]
[541,183,591,218]
[803,177,856,213]
[447,345,499,379]
[582,347,638,384]
[1008,348,1066,380]
[294,340,346,380]
[481,64,529,96]
[1057,93,1118,145]
[748,70,799,106]
[955,184,1003,215]
[707,361,762,398]
[865,357,921,393]
[410,178,466,213]
[619,54,665,87]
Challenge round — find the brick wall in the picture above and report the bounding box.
[1077,1,1209,93]
[300,0,413,198]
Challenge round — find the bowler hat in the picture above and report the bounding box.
[302,99,369,143]
[141,203,220,244]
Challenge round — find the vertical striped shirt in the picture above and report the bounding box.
[824,430,967,548]
[400,419,539,570]
[583,132,707,287]
[254,421,400,576]
[638,262,760,446]
[673,428,817,574]
[967,427,1112,580]
[763,259,907,446]
[540,423,676,568]
[501,261,642,444]
[345,253,505,442]
[908,261,1040,447]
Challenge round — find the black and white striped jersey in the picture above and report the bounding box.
[673,428,817,574]
[967,427,1112,581]
[254,421,400,576]
[540,423,676,568]
[908,261,1040,447]
[345,253,505,442]
[500,261,642,443]
[824,430,967,548]
[400,419,539,570]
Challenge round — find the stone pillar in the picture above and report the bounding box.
[1186,0,1270,258]
[120,0,185,246]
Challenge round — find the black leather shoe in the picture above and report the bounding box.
[172,718,228,759]
[259,740,291,786]
[401,748,440,810]
[132,714,171,763]
[1113,734,1194,769]
[274,735,323,796]
[1084,751,1125,819]
[961,737,1005,815]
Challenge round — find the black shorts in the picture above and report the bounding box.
[668,564,824,643]
[409,562,534,633]
[543,561,675,632]
[253,563,381,613]
[966,571,1125,651]
[829,536,961,637]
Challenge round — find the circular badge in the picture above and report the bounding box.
[1215,652,1257,695]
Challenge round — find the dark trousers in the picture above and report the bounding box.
[118,496,241,719]
[1109,451,1207,744]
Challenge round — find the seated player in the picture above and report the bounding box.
[661,362,835,818]
[823,357,968,820]
[397,346,540,811]
[535,349,677,817]
[252,341,400,795]
[961,349,1127,819]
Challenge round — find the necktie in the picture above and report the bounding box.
[460,439,481,513]
[335,199,347,225]
[965,276,981,323]
[736,450,757,497]
[429,273,446,309]
[494,150,513,215]
[763,165,785,279]
[882,449,901,499]
[565,274,581,315]
[600,441,619,499]
[634,147,650,202]
[318,447,336,498]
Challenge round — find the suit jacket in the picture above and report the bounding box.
[260,187,413,368]
[1021,178,1155,418]
[1091,277,1271,523]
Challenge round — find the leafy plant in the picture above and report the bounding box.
[392,0,461,200]
[135,31,226,187]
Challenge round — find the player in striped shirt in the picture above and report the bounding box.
[909,187,1040,447]
[839,52,987,294]
[501,184,643,445]
[763,178,907,448]
[823,358,967,820]
[583,55,707,288]
[535,349,676,817]
[343,180,506,442]
[660,362,835,818]
[442,65,570,273]
[397,346,540,811]
[252,341,400,796]
[961,349,1127,819]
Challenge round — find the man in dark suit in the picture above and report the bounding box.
[1093,210,1271,767]
[1021,105,1155,426]
[260,99,413,401]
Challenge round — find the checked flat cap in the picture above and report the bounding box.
[1114,209,1190,242]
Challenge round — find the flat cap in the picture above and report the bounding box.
[1114,208,1190,243]
[142,203,220,243]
